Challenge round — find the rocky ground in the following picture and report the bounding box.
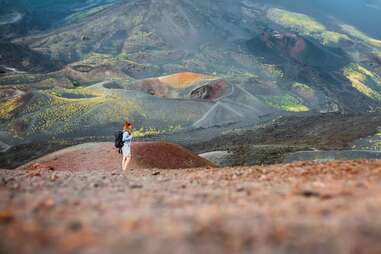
[1,160,381,254]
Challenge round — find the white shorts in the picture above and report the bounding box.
[122,145,131,157]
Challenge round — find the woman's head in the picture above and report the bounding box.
[123,120,133,131]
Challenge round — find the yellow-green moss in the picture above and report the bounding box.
[0,96,22,119]
[261,94,309,112]
[343,64,381,100]
[133,125,182,138]
[15,87,142,136]
[321,31,351,45]
[80,53,118,66]
[340,24,381,47]
[262,64,284,79]
[267,8,325,34]
[267,8,352,46]
[292,82,315,98]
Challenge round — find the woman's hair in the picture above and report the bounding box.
[123,120,133,133]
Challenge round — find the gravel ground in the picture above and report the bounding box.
[1,160,381,254]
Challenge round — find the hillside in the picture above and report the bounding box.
[0,0,381,166]
[2,160,381,254]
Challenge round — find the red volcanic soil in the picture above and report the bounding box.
[135,72,216,98]
[290,37,306,57]
[17,142,215,171]
[2,160,381,254]
[139,78,170,97]
[190,79,226,100]
[158,72,213,88]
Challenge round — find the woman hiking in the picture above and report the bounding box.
[121,120,133,171]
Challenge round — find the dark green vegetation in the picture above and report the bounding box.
[1,0,381,168]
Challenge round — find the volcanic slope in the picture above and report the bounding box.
[1,0,381,165]
[2,160,381,254]
[14,0,381,114]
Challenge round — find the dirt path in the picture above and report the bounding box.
[1,160,381,254]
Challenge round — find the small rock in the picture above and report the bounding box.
[68,220,82,231]
[39,198,55,210]
[152,171,160,176]
[234,171,243,177]
[10,183,19,190]
[29,163,54,171]
[81,35,90,41]
[28,171,42,177]
[129,183,143,189]
[50,173,58,182]
[299,190,321,198]
[111,171,119,176]
[236,186,245,192]
[1,177,7,186]
[0,209,15,224]
[181,184,187,189]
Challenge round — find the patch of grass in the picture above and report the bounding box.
[291,82,315,98]
[267,8,351,46]
[340,24,381,47]
[79,52,149,72]
[343,64,381,101]
[7,87,142,136]
[133,125,182,138]
[267,8,325,34]
[0,96,22,120]
[262,64,284,80]
[80,53,118,66]
[260,94,309,112]
[321,31,351,45]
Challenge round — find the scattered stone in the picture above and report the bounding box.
[129,183,143,189]
[0,209,15,224]
[28,170,42,177]
[234,171,243,177]
[298,190,321,198]
[29,163,55,171]
[111,171,119,176]
[152,171,160,176]
[81,35,90,41]
[36,197,55,210]
[68,220,83,231]
[10,182,19,190]
[1,177,7,186]
[237,186,245,192]
[50,173,59,182]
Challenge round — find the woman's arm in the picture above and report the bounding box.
[122,132,132,142]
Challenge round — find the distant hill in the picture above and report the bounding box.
[0,0,381,160]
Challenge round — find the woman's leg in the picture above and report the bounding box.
[122,156,127,171]
[125,155,131,169]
